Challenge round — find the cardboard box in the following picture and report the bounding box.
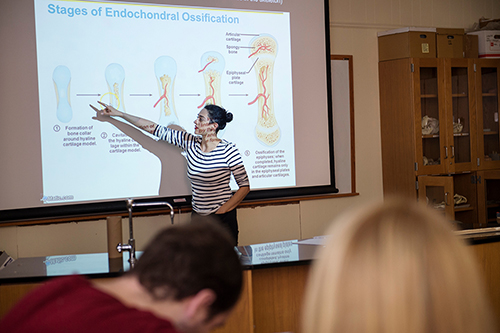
[378,27,436,61]
[467,30,500,58]
[436,28,464,58]
[464,34,479,58]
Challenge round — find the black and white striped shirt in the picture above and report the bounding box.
[154,125,250,215]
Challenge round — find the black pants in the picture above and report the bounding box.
[191,209,239,246]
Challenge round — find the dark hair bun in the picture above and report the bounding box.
[226,112,233,123]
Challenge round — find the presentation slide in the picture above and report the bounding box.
[0,0,335,221]
[35,0,295,204]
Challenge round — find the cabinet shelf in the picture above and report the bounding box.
[482,93,498,97]
[421,132,470,139]
[452,93,468,97]
[421,94,438,98]
[455,206,474,212]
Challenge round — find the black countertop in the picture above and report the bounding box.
[2,226,499,285]
[0,237,327,284]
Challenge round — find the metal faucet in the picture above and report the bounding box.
[117,198,174,269]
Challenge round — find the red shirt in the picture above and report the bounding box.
[0,275,179,333]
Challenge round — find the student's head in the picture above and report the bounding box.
[302,198,496,333]
[130,219,242,320]
[204,104,233,133]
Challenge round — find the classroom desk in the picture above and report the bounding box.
[1,232,500,333]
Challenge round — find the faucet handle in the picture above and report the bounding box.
[116,243,132,253]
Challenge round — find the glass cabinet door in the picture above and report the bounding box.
[415,59,445,175]
[445,58,476,173]
[418,174,477,229]
[476,60,500,170]
[418,175,454,220]
[477,170,500,228]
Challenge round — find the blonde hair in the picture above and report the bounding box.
[301,199,496,333]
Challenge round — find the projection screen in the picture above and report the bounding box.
[0,0,336,222]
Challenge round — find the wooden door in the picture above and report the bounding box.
[476,59,500,171]
[444,58,477,173]
[413,58,447,175]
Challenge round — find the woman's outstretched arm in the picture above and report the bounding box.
[90,101,158,134]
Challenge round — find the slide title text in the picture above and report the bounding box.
[47,3,240,23]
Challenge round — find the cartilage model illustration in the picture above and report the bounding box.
[105,63,125,111]
[248,34,280,146]
[153,56,179,126]
[53,65,72,123]
[197,51,225,109]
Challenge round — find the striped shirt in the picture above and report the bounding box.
[154,125,250,215]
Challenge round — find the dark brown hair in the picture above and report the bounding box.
[204,104,233,133]
[130,219,242,317]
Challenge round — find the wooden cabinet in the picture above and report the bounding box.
[413,58,477,175]
[379,57,500,228]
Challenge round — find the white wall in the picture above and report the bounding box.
[1,0,499,258]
